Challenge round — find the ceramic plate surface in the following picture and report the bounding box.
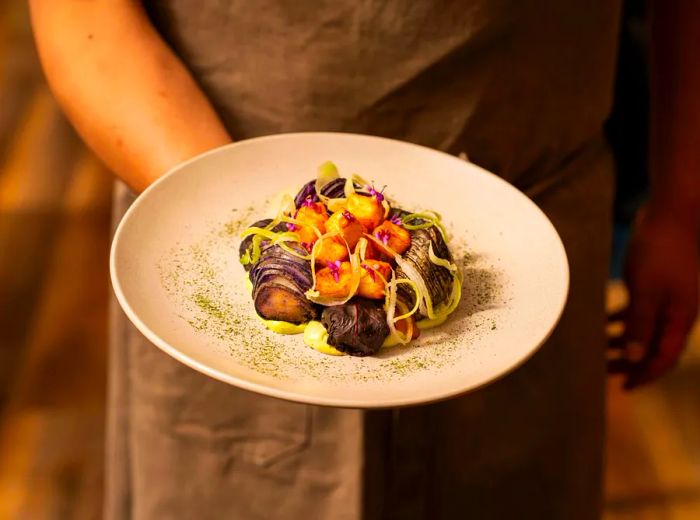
[111,133,568,408]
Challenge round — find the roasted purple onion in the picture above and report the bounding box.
[293,178,363,208]
[249,242,317,324]
[238,219,287,271]
[396,226,453,317]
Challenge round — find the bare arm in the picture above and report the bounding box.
[29,0,231,192]
[647,0,700,228]
[617,0,700,387]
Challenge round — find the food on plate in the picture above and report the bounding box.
[396,225,455,318]
[325,210,365,249]
[357,260,392,299]
[238,161,462,356]
[321,298,389,356]
[346,192,385,231]
[372,219,411,256]
[248,242,317,324]
[290,200,328,245]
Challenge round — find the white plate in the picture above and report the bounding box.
[111,133,568,408]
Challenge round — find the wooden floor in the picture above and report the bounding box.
[1,2,700,518]
[606,286,700,519]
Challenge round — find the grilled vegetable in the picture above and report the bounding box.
[249,242,317,323]
[321,298,390,356]
[294,178,360,208]
[326,210,366,250]
[346,193,385,231]
[358,260,392,299]
[372,220,411,256]
[396,226,454,317]
[315,261,354,298]
[313,235,349,264]
[292,201,328,244]
[238,219,286,271]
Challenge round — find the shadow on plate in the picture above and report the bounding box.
[375,251,504,359]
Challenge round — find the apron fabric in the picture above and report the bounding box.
[107,2,620,518]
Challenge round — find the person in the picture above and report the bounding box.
[29,1,699,519]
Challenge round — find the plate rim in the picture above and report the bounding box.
[110,132,570,408]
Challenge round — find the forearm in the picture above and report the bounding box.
[30,0,231,192]
[648,0,700,233]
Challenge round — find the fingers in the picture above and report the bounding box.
[624,296,656,353]
[607,308,627,323]
[625,303,695,388]
[606,305,637,372]
[607,335,648,373]
[606,292,656,379]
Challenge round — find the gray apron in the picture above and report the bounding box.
[107,1,620,518]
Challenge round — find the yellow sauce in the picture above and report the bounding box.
[382,334,402,348]
[303,321,345,356]
[258,317,307,335]
[416,314,448,330]
[304,320,401,352]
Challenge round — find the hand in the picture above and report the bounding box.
[608,207,699,389]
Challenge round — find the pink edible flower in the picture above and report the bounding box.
[342,210,356,222]
[365,184,385,202]
[361,263,377,282]
[327,260,342,282]
[389,214,402,226]
[376,229,390,245]
[286,222,298,231]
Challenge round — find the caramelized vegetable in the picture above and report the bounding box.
[362,240,381,260]
[249,243,317,324]
[358,260,392,299]
[326,210,366,250]
[373,220,411,256]
[293,201,328,244]
[395,312,420,340]
[346,193,385,231]
[316,261,354,298]
[314,235,349,265]
[254,284,315,324]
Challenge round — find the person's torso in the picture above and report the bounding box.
[145,0,622,185]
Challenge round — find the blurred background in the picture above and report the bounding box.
[0,1,699,518]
